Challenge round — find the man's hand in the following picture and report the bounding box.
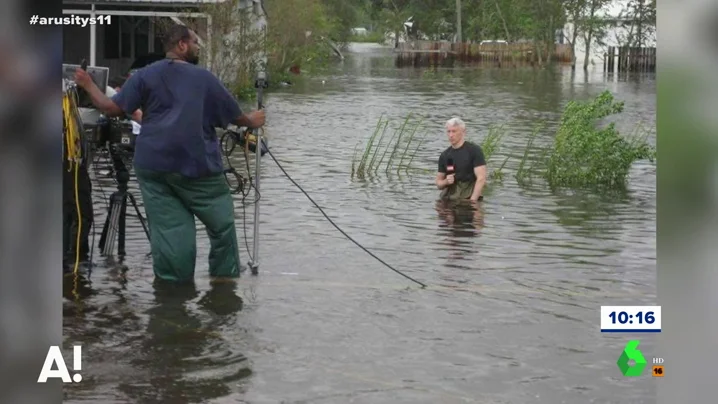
[72,67,124,117]
[249,109,265,128]
[73,68,94,89]
[445,174,455,185]
[234,109,265,129]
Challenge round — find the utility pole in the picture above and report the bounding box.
[456,0,462,43]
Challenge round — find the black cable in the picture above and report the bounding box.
[220,130,260,262]
[240,144,260,263]
[219,129,425,287]
[220,131,250,196]
[241,196,256,262]
[88,206,95,275]
[259,139,427,288]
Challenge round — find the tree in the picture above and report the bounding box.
[564,0,587,69]
[614,0,656,48]
[264,0,336,73]
[580,0,610,70]
[320,0,363,45]
[375,0,414,47]
[506,0,565,64]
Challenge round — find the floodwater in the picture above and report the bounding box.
[64,43,656,403]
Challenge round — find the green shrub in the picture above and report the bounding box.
[520,91,656,190]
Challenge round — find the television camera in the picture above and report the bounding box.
[62,63,149,264]
[62,63,139,152]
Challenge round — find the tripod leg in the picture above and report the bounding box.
[98,203,112,252]
[118,195,127,257]
[102,197,122,256]
[127,193,151,242]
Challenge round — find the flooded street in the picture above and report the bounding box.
[64,43,656,403]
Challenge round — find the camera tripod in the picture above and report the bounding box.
[98,144,150,258]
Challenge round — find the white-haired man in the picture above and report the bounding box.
[435,117,487,202]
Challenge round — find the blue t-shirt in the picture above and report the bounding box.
[111,59,242,178]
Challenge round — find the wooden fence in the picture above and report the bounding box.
[394,40,573,67]
[604,46,656,73]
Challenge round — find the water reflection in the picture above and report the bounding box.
[434,200,484,272]
[117,281,249,403]
[62,273,96,303]
[435,199,485,237]
[549,190,628,240]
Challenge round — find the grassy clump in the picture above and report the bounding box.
[517,91,655,190]
[515,123,546,186]
[351,113,428,178]
[480,125,510,182]
[352,113,508,180]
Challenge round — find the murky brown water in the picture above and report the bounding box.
[64,43,656,403]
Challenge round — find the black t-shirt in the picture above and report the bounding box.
[437,141,486,183]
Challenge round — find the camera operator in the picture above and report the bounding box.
[73,25,265,283]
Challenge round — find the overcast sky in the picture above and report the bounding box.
[604,0,631,17]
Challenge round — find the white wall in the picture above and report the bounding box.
[562,0,656,67]
[563,21,656,67]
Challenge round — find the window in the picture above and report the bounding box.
[103,16,155,59]
[104,19,120,58]
[121,17,134,58]
[155,36,164,53]
[135,18,149,56]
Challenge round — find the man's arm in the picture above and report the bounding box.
[436,153,450,189]
[234,113,263,129]
[207,73,264,129]
[470,165,487,201]
[110,73,144,119]
[469,145,487,201]
[83,83,125,117]
[436,172,449,189]
[131,109,142,123]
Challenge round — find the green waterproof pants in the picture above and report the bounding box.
[135,168,241,282]
[441,181,475,201]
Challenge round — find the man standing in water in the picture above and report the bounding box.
[435,117,487,202]
[73,25,265,282]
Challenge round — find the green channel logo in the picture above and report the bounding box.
[617,340,647,377]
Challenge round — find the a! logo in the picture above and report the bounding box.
[38,346,83,383]
[617,340,647,377]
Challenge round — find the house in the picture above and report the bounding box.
[562,0,656,67]
[62,0,265,78]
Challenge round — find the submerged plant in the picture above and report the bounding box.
[515,123,544,186]
[478,124,508,182]
[352,113,428,178]
[480,124,505,161]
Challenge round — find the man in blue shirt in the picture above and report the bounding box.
[74,25,265,282]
